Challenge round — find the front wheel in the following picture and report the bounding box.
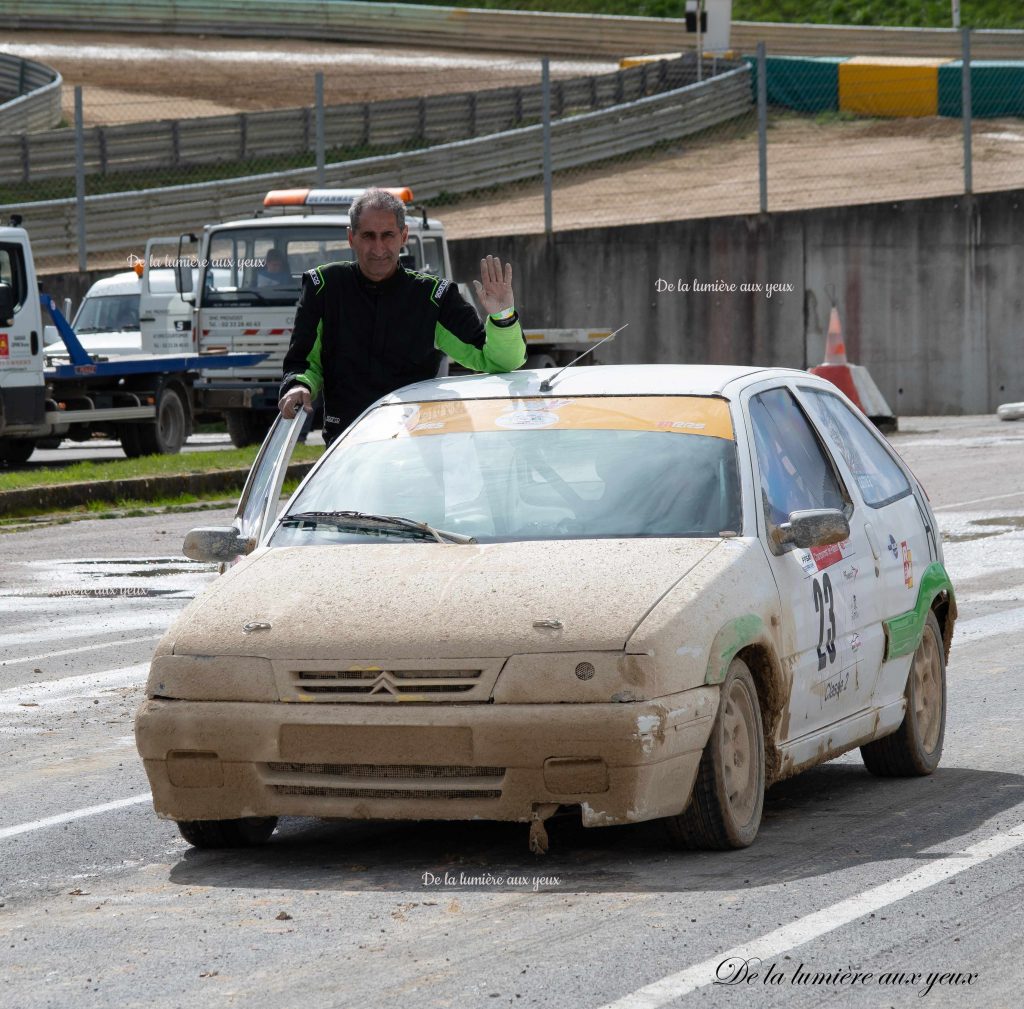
[0,438,36,466]
[176,816,278,849]
[861,610,946,776]
[666,657,765,850]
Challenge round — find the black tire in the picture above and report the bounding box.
[133,387,188,455]
[526,353,557,370]
[226,409,272,448]
[176,816,278,849]
[0,438,36,466]
[666,657,765,850]
[861,610,945,776]
[119,423,144,459]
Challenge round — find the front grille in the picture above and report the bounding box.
[267,762,503,779]
[262,761,506,802]
[288,667,485,700]
[272,785,501,801]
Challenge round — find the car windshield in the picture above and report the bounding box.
[72,293,140,332]
[270,395,741,545]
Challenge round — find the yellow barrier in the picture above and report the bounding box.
[839,56,949,117]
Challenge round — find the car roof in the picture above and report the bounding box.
[381,364,811,405]
[83,271,141,297]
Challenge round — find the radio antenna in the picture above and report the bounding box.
[538,323,628,392]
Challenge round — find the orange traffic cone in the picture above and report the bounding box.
[809,306,897,433]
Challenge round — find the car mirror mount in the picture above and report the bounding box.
[183,526,252,563]
[775,508,850,550]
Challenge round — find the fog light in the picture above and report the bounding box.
[575,661,595,680]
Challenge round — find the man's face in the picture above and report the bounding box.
[348,208,409,282]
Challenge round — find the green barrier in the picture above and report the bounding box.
[939,61,1024,117]
[744,55,848,113]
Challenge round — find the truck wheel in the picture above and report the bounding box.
[176,816,278,849]
[134,387,188,455]
[119,424,143,458]
[226,410,271,448]
[526,353,557,371]
[0,438,36,466]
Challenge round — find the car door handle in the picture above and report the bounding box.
[863,521,882,577]
[139,316,156,322]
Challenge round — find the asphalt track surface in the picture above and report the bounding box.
[1,415,1023,1009]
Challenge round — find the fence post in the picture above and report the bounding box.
[961,28,972,195]
[542,57,553,236]
[74,85,87,273]
[315,71,325,186]
[757,42,768,214]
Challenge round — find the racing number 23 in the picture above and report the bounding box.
[813,573,837,672]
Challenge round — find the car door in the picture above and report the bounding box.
[232,411,306,557]
[140,236,193,355]
[796,385,932,705]
[744,383,886,743]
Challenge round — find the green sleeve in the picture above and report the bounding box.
[434,316,527,374]
[291,321,324,398]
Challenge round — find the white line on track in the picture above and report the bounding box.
[934,489,1024,511]
[0,663,148,712]
[0,795,152,842]
[595,816,1024,1009]
[0,634,162,668]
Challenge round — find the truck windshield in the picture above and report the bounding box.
[200,226,353,306]
[272,396,742,544]
[73,294,140,333]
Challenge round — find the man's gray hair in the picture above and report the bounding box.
[349,188,406,232]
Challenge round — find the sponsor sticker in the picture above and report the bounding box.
[901,540,914,589]
[0,333,8,357]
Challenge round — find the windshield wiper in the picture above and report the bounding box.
[280,510,476,544]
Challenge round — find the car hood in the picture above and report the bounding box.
[169,539,721,660]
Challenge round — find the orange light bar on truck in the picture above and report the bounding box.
[263,187,414,207]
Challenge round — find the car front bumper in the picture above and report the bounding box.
[135,688,719,827]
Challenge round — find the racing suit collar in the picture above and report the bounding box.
[354,262,403,289]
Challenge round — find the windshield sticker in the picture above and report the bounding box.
[495,410,560,429]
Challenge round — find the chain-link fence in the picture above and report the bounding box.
[2,28,1022,272]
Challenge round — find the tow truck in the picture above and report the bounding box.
[175,187,612,446]
[0,221,266,465]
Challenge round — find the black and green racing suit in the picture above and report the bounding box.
[280,261,526,444]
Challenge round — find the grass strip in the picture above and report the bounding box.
[0,443,323,493]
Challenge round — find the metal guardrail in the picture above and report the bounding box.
[6,66,753,260]
[0,55,62,135]
[731,21,1024,59]
[1,57,708,185]
[4,1,1022,59]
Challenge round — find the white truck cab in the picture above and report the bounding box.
[0,224,46,460]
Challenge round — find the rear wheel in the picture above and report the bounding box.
[176,816,278,849]
[134,387,188,455]
[0,438,36,466]
[666,657,765,850]
[226,409,272,448]
[861,610,945,776]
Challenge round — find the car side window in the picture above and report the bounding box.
[802,389,911,508]
[0,243,28,313]
[749,387,849,541]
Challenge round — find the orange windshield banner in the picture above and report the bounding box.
[353,396,734,444]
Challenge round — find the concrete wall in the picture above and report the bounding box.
[450,189,1024,415]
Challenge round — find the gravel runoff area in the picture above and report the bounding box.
[7,29,1022,248]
